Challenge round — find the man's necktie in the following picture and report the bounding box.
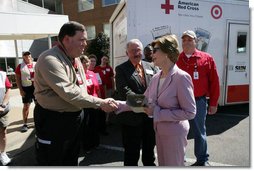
[136,64,146,87]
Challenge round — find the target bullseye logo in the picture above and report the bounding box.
[211,5,222,19]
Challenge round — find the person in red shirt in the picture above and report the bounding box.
[80,55,100,97]
[80,55,101,151]
[15,51,36,133]
[88,54,106,99]
[88,54,108,135]
[0,69,12,165]
[95,55,115,98]
[176,30,220,166]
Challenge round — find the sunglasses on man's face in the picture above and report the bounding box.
[153,47,160,54]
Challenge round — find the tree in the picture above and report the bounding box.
[86,32,110,66]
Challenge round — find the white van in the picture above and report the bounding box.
[109,0,250,105]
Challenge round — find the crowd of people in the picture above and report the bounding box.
[0,21,220,166]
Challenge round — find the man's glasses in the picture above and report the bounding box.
[153,47,160,54]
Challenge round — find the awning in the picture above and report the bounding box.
[0,11,69,68]
[0,11,69,40]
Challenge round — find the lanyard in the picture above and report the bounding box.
[182,56,198,71]
[58,44,81,85]
[182,56,199,79]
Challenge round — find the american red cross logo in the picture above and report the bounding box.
[161,0,174,14]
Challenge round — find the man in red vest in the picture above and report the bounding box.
[15,51,36,132]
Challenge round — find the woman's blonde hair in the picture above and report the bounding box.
[151,34,180,63]
[79,55,89,63]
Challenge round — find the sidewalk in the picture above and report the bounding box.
[6,88,35,158]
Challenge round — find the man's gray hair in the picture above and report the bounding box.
[126,39,144,50]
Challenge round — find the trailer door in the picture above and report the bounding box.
[225,22,249,104]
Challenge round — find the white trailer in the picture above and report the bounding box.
[109,0,249,106]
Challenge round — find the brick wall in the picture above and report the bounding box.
[62,0,117,34]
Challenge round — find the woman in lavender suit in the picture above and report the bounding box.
[116,34,196,166]
[143,34,196,166]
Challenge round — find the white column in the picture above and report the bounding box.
[4,57,7,72]
[14,40,19,67]
[48,35,52,49]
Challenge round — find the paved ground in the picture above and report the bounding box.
[3,88,250,167]
[5,88,35,158]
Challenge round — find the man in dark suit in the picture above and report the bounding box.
[115,39,158,166]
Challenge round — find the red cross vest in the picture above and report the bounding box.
[20,62,36,87]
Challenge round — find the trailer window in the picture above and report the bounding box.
[78,0,94,12]
[103,23,110,37]
[102,0,120,7]
[86,25,96,40]
[237,32,247,53]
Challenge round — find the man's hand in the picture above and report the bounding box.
[208,106,217,115]
[100,98,119,113]
[0,107,4,112]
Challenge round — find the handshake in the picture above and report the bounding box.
[99,98,133,114]
[99,95,155,117]
[100,98,119,113]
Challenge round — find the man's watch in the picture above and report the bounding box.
[0,104,6,108]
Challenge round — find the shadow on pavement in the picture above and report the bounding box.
[188,103,249,139]
[8,118,34,134]
[8,122,124,166]
[79,147,124,166]
[217,103,249,115]
[79,120,124,166]
[8,129,37,166]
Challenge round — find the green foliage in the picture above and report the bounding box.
[86,32,110,65]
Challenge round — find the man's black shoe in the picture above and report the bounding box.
[191,161,210,166]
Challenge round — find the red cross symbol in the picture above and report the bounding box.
[161,0,174,14]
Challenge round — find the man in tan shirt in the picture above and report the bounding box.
[33,21,118,166]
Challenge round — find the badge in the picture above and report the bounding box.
[76,73,84,85]
[193,71,199,80]
[145,69,154,75]
[28,68,34,72]
[86,79,93,86]
[96,73,102,85]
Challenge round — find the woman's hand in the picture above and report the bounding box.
[144,103,155,117]
[114,101,132,114]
